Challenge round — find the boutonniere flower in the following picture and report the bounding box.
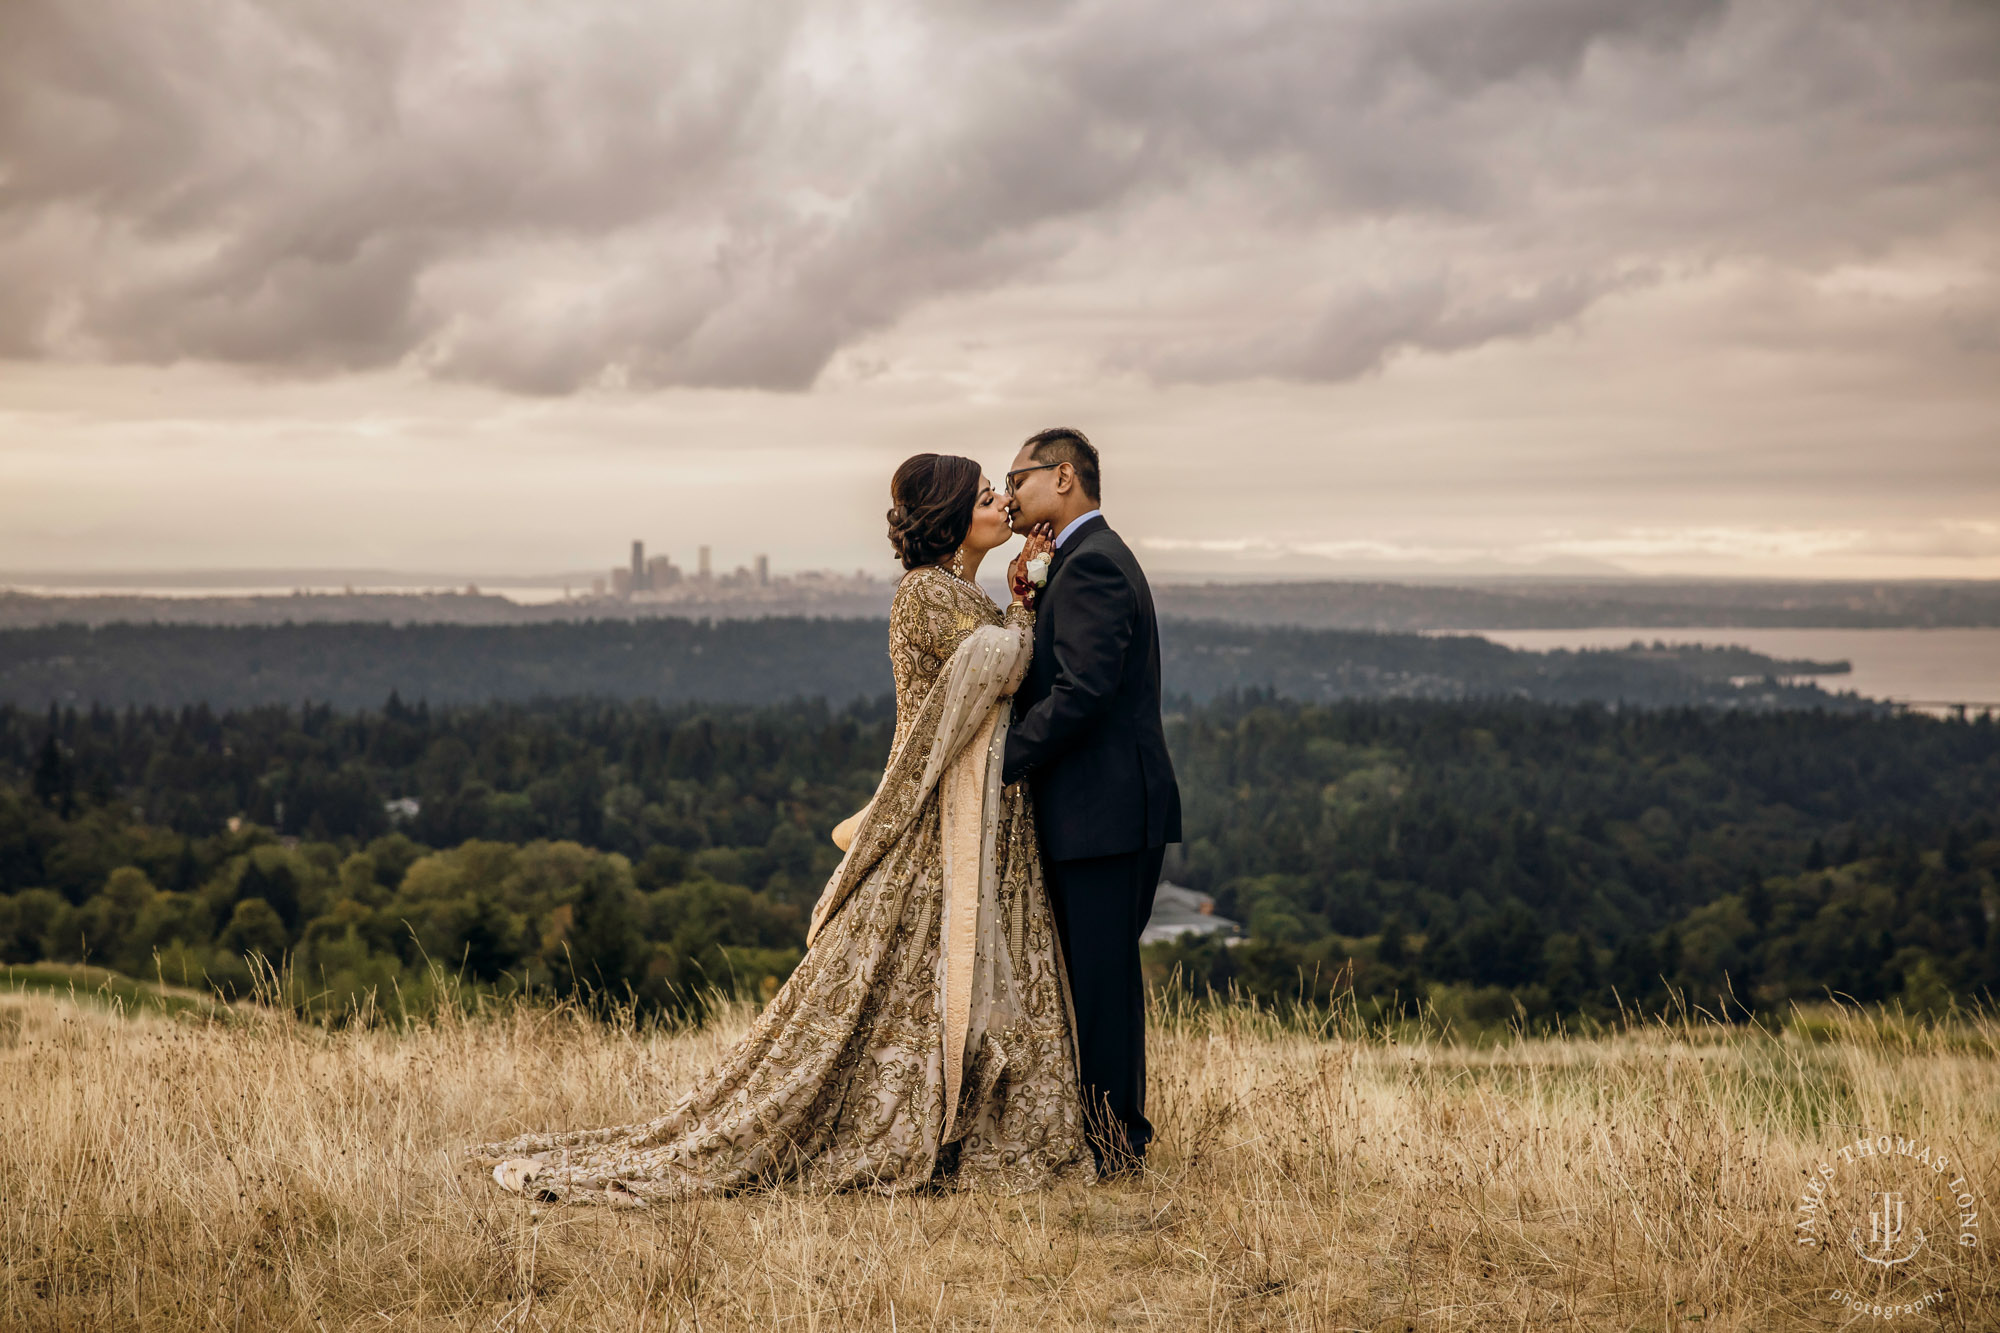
[1025,552,1051,588]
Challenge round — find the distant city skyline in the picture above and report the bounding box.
[2,0,1995,580]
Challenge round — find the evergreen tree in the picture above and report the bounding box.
[235,858,302,935]
[1743,874,1772,929]
[457,895,518,983]
[1377,915,1408,967]
[31,736,72,814]
[547,861,649,1010]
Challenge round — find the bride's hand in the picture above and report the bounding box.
[1008,523,1055,604]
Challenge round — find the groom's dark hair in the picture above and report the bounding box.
[1023,427,1100,503]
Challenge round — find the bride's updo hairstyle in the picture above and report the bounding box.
[887,453,982,570]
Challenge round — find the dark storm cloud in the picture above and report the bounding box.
[0,0,1993,392]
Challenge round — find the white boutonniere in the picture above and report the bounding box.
[1025,552,1051,588]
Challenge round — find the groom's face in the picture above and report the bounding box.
[1005,443,1058,532]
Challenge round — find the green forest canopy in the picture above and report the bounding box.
[3,695,1993,1026]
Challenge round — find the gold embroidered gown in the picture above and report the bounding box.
[468,567,1096,1203]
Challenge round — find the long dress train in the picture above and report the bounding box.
[466,566,1096,1204]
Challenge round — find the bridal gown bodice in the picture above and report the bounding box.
[468,565,1095,1204]
[888,565,1012,745]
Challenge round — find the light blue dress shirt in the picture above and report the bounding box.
[1054,509,1102,550]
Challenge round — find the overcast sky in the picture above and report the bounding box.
[2,0,1996,581]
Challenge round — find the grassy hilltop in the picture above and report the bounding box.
[2,985,1994,1331]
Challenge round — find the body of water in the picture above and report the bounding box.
[1475,627,2000,713]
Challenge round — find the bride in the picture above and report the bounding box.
[468,454,1093,1204]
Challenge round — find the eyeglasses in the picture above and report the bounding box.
[1003,462,1063,495]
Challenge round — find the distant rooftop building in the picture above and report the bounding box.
[1141,882,1240,946]
[756,554,769,586]
[630,539,645,590]
[698,545,713,581]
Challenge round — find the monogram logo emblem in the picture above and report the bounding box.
[1853,1190,1926,1267]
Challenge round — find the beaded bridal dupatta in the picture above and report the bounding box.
[810,612,1056,1141]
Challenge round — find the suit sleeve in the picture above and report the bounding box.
[1002,549,1135,786]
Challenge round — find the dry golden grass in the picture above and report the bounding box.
[3,984,1996,1331]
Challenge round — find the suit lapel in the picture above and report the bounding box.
[1029,515,1108,698]
[1048,514,1108,582]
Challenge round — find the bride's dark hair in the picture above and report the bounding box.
[887,454,982,571]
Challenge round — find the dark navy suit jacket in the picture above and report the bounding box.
[1002,515,1182,861]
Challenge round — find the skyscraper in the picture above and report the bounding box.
[630,540,647,591]
[698,545,712,582]
[755,554,769,586]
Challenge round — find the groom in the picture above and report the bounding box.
[1001,427,1181,1176]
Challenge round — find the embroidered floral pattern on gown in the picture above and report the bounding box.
[467,566,1095,1204]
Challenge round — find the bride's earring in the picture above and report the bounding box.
[951,549,966,580]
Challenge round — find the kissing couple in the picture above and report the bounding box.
[471,427,1182,1203]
